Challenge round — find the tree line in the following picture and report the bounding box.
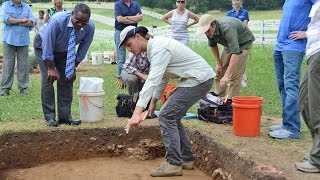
[1,0,285,13]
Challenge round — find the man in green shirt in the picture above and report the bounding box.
[197,14,255,97]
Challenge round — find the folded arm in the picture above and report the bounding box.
[116,13,143,24]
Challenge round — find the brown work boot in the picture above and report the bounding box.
[182,161,195,170]
[149,162,182,177]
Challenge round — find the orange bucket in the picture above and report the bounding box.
[162,84,176,104]
[232,96,263,137]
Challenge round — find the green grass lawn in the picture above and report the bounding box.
[91,8,114,18]
[207,9,282,20]
[0,3,292,122]
[0,42,308,122]
[93,20,113,30]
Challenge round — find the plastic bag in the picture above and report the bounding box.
[79,77,104,93]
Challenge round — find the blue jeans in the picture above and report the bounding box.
[114,30,126,75]
[274,50,304,134]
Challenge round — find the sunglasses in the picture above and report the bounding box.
[177,1,185,3]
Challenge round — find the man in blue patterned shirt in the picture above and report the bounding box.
[33,3,95,127]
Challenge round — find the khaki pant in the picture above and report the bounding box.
[299,51,320,168]
[215,44,252,97]
[0,42,29,91]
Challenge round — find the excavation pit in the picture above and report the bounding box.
[0,126,286,179]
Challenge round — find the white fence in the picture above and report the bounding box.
[248,19,279,44]
[150,19,280,45]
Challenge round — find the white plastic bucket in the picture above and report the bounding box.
[78,91,105,122]
[91,52,103,65]
[103,51,116,63]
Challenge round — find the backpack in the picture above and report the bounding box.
[115,94,137,117]
[197,92,233,124]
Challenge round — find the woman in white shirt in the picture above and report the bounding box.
[162,0,199,46]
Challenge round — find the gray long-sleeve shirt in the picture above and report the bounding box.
[137,36,215,108]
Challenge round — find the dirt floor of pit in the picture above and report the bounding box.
[2,157,211,180]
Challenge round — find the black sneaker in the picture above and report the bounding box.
[0,89,9,96]
[46,119,59,127]
[20,88,28,95]
[58,118,81,126]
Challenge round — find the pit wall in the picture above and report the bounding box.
[188,129,286,180]
[0,127,285,179]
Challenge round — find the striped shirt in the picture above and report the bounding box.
[306,1,320,58]
[136,36,215,108]
[122,52,150,75]
[171,9,189,46]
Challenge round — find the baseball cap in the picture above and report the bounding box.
[119,26,136,48]
[196,14,216,34]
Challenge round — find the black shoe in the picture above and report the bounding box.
[46,119,59,127]
[58,118,81,126]
[0,89,9,96]
[20,88,28,95]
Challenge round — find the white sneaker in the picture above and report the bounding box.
[268,128,300,139]
[269,124,283,131]
[241,79,248,88]
[295,161,320,173]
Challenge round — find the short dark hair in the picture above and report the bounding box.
[74,3,91,17]
[39,10,45,14]
[135,26,149,37]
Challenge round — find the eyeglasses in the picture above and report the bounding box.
[74,16,88,25]
[176,1,185,3]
